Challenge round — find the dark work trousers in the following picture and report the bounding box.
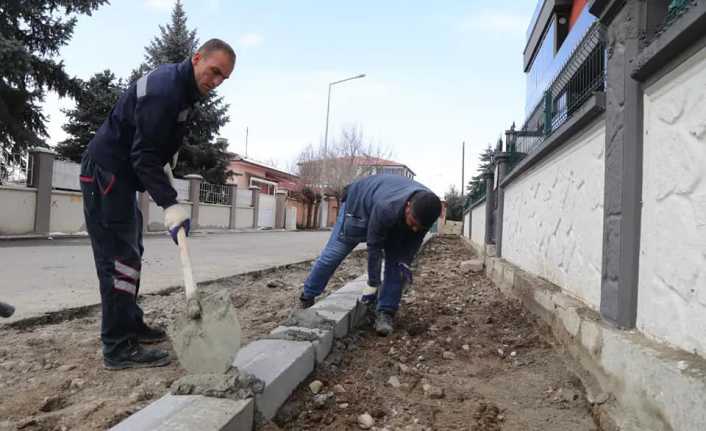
[80,153,147,356]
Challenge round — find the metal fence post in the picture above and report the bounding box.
[30,147,55,234]
[185,174,203,230]
[493,152,511,257]
[249,186,260,228]
[482,168,495,248]
[229,184,238,230]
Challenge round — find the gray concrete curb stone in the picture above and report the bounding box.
[233,339,315,420]
[110,394,253,431]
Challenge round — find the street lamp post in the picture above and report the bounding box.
[323,73,366,154]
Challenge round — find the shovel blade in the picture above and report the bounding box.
[169,290,241,374]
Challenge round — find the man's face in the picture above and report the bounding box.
[404,202,425,233]
[191,50,235,96]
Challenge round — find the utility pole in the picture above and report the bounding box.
[245,127,249,158]
[461,141,466,237]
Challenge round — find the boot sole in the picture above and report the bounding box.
[103,356,171,370]
[138,336,168,345]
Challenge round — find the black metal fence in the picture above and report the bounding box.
[506,22,606,171]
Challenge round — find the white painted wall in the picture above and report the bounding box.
[259,194,276,228]
[639,45,706,356]
[471,202,486,249]
[285,207,297,230]
[0,186,36,235]
[236,207,254,229]
[236,189,253,207]
[199,204,230,229]
[463,211,470,238]
[49,191,84,233]
[502,119,605,309]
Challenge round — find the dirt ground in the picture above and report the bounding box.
[0,252,366,431]
[263,236,602,431]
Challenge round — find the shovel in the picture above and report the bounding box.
[169,227,241,374]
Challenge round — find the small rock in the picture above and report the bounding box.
[462,344,470,351]
[387,376,401,388]
[16,418,37,429]
[57,364,76,372]
[365,369,374,380]
[338,403,349,409]
[312,392,334,409]
[371,407,386,419]
[358,413,375,429]
[399,363,411,374]
[510,351,517,358]
[70,378,85,390]
[460,259,484,273]
[333,384,346,394]
[442,351,456,360]
[309,380,323,394]
[422,384,444,399]
[39,395,65,412]
[266,280,285,289]
[129,387,153,403]
[429,386,445,399]
[497,348,504,357]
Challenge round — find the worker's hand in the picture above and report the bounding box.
[399,263,413,285]
[164,204,190,244]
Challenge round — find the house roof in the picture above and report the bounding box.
[352,157,416,176]
[299,156,416,176]
[229,153,298,179]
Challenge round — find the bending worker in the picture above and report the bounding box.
[299,174,442,336]
[79,39,235,370]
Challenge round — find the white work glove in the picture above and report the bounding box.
[164,204,190,244]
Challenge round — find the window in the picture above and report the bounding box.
[250,178,277,195]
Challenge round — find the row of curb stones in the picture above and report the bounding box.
[112,275,370,431]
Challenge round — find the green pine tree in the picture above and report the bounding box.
[56,70,125,162]
[466,144,495,203]
[0,0,108,179]
[444,185,464,221]
[132,0,232,184]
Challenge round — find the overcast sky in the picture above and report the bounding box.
[43,0,537,196]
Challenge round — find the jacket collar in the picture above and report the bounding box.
[177,58,202,104]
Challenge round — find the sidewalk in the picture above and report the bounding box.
[0,230,335,324]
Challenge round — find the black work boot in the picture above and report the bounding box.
[104,340,171,370]
[137,325,168,344]
[374,311,395,337]
[298,294,315,309]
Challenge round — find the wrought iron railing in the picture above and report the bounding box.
[199,181,233,205]
[506,21,606,170]
[0,148,30,186]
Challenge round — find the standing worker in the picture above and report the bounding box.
[80,39,236,370]
[298,174,442,336]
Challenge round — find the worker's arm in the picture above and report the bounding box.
[366,204,395,287]
[130,90,179,209]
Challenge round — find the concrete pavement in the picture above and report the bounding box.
[0,230,335,323]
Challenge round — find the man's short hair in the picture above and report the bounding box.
[410,191,442,229]
[197,38,236,63]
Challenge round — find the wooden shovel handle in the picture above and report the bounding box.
[177,227,197,301]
